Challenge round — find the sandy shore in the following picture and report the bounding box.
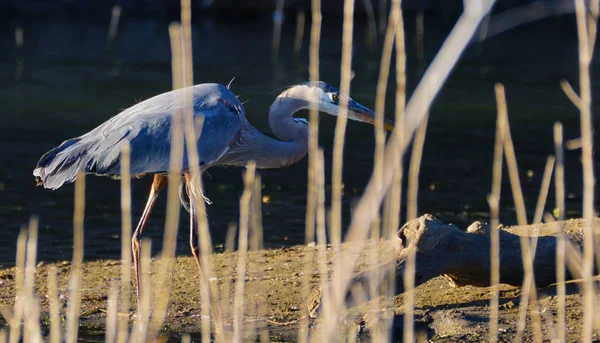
[0,217,598,341]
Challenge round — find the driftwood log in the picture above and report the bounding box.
[338,214,599,309]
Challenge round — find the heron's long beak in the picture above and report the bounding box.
[347,99,395,132]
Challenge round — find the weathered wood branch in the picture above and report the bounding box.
[341,214,598,308]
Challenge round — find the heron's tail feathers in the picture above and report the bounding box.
[33,138,95,190]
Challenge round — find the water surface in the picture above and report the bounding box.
[0,13,596,265]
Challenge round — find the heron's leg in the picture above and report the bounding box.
[184,173,225,332]
[184,173,202,271]
[132,174,167,313]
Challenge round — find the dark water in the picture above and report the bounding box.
[0,13,597,265]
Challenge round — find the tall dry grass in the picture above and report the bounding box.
[299,0,322,341]
[554,122,567,343]
[574,0,598,341]
[2,0,598,342]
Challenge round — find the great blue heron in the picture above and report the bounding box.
[33,81,394,309]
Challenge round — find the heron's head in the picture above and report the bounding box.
[293,81,395,131]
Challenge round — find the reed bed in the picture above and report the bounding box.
[1,0,599,342]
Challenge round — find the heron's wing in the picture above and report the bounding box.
[34,83,246,189]
[95,106,244,175]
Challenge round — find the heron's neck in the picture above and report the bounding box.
[268,97,310,141]
[242,126,308,169]
[241,97,309,168]
[218,98,310,169]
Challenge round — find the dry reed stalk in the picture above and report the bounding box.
[403,224,417,343]
[23,218,42,343]
[539,297,559,339]
[0,330,6,343]
[293,10,305,60]
[299,0,321,340]
[314,148,333,342]
[105,280,120,343]
[156,11,223,339]
[406,111,429,221]
[187,94,224,341]
[559,79,582,111]
[488,83,507,343]
[587,0,600,52]
[304,0,322,246]
[515,156,555,343]
[362,0,378,47]
[328,5,497,319]
[181,334,191,343]
[180,1,226,337]
[22,298,41,343]
[574,0,598,340]
[565,137,582,151]
[233,162,256,342]
[221,221,237,334]
[381,0,406,243]
[368,215,382,340]
[272,0,285,61]
[391,0,405,173]
[145,22,185,340]
[374,0,399,229]
[65,172,85,343]
[553,122,566,343]
[331,0,356,242]
[369,1,398,337]
[328,0,356,338]
[117,142,132,343]
[150,9,225,339]
[499,95,528,226]
[306,0,322,267]
[552,219,587,280]
[377,12,396,240]
[528,156,555,333]
[330,0,356,257]
[385,169,402,263]
[544,213,600,337]
[249,175,269,339]
[106,5,121,49]
[226,222,237,253]
[221,223,236,333]
[496,85,545,341]
[6,228,27,343]
[47,265,61,343]
[179,1,212,335]
[181,0,193,86]
[132,239,153,342]
[393,3,408,341]
[367,1,404,340]
[250,175,264,251]
[299,246,316,343]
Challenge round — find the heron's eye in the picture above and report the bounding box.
[331,93,340,102]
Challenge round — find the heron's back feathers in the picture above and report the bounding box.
[34,83,245,189]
